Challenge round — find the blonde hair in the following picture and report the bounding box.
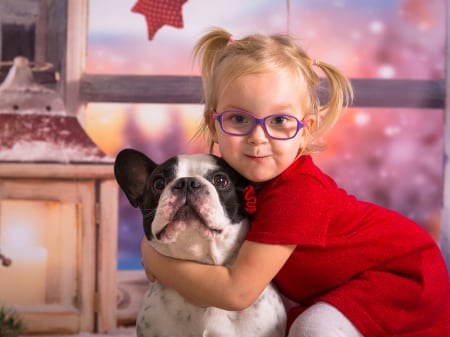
[193,27,353,154]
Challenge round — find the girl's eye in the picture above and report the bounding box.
[153,177,166,192]
[212,174,229,188]
[270,115,289,125]
[230,113,248,124]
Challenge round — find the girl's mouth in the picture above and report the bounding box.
[246,154,269,160]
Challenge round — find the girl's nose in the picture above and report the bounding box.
[247,123,269,144]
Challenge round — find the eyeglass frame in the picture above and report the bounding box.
[212,109,305,140]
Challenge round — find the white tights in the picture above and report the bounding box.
[287,302,364,337]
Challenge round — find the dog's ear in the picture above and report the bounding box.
[114,149,158,208]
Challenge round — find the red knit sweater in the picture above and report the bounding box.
[246,155,450,337]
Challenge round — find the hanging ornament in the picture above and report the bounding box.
[131,0,188,40]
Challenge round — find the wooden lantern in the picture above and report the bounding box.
[0,57,118,334]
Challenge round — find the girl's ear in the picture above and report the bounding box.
[306,117,316,134]
[297,114,317,156]
[304,112,317,131]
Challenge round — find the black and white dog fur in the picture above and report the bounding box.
[114,149,286,337]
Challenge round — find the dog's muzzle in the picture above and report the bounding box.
[154,177,223,241]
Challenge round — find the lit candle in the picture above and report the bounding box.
[0,245,48,305]
[0,201,50,305]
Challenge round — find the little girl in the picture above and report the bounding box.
[141,28,450,336]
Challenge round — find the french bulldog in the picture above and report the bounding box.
[114,148,286,337]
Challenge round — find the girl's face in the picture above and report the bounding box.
[212,70,307,183]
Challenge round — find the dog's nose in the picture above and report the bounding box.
[173,178,201,194]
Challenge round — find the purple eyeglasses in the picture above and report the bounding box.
[212,109,305,140]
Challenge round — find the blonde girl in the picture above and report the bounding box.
[141,28,450,337]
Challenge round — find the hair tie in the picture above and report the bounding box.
[312,58,320,66]
[228,35,236,43]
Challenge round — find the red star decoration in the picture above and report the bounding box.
[131,0,188,40]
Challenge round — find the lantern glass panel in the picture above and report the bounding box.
[0,200,78,307]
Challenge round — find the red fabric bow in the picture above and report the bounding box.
[131,0,188,40]
[243,185,257,215]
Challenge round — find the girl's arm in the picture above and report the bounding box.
[141,238,296,310]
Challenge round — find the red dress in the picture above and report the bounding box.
[245,155,450,337]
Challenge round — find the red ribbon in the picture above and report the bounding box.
[243,185,257,214]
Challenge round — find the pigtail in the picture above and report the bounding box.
[193,28,231,107]
[192,28,232,153]
[311,59,353,138]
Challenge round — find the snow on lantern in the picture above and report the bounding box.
[0,57,118,334]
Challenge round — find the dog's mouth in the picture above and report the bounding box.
[155,205,223,241]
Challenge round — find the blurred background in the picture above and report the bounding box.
[84,0,445,269]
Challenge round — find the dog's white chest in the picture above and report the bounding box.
[137,281,286,337]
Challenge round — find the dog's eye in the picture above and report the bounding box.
[153,177,166,192]
[212,174,229,188]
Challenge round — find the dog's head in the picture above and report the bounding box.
[114,149,252,265]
